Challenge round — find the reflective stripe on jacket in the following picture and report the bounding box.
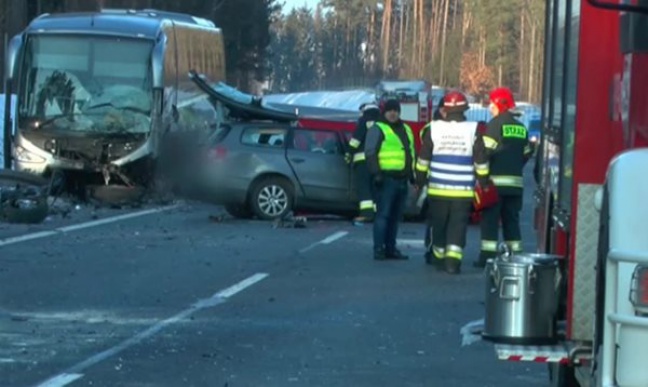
[426,121,477,198]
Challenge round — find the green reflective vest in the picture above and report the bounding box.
[376,122,415,171]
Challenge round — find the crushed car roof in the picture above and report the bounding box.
[189,71,359,123]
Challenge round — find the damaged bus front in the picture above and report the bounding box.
[3,9,225,192]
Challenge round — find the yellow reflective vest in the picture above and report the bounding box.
[375,122,415,171]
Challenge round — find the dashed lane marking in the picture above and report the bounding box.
[299,230,349,253]
[34,373,83,387]
[34,273,268,387]
[0,204,179,248]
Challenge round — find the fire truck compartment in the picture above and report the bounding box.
[399,103,420,122]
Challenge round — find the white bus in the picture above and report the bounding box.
[2,8,226,190]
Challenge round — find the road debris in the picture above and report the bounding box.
[272,211,307,228]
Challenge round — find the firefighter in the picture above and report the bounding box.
[346,103,381,224]
[421,96,446,260]
[415,91,488,274]
[364,99,416,260]
[474,87,534,268]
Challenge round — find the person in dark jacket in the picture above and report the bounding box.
[415,91,488,274]
[432,96,445,121]
[346,103,381,224]
[364,99,416,261]
[474,87,534,268]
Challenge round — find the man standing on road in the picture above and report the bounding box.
[415,91,488,274]
[346,103,381,225]
[420,96,446,260]
[364,99,416,261]
[474,87,534,268]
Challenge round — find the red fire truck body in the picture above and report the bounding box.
[297,117,428,152]
[490,0,648,386]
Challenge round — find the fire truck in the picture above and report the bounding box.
[484,0,648,386]
[375,80,444,150]
[375,80,433,122]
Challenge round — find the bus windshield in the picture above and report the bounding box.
[18,35,153,134]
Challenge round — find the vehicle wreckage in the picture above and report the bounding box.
[2,9,226,203]
[0,169,49,224]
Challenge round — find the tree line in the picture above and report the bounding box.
[269,0,546,103]
[1,0,545,102]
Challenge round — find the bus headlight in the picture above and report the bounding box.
[530,135,539,143]
[13,145,46,163]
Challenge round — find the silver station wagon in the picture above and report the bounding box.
[192,121,424,220]
[182,71,424,221]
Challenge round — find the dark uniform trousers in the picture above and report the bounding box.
[479,193,523,262]
[353,160,375,219]
[427,198,473,259]
[424,197,433,251]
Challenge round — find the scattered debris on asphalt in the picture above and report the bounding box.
[272,211,307,229]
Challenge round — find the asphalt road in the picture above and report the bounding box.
[0,173,548,387]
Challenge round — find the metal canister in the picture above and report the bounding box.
[482,246,563,345]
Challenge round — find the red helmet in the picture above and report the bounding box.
[489,87,516,112]
[443,91,468,109]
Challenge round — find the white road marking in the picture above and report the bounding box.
[460,318,485,347]
[214,272,268,298]
[299,230,349,253]
[397,238,425,247]
[34,273,268,387]
[320,231,349,244]
[0,204,178,248]
[36,373,83,387]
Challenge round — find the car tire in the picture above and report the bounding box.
[249,177,293,220]
[224,203,253,219]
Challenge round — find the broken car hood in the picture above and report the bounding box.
[188,71,298,122]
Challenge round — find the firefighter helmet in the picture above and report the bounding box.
[489,87,516,112]
[443,91,469,109]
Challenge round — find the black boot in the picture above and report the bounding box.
[445,258,461,274]
[424,251,433,265]
[374,249,387,260]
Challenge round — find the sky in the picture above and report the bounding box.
[281,0,319,13]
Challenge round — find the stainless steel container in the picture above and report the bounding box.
[482,247,563,345]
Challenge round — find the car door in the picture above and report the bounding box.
[286,127,351,203]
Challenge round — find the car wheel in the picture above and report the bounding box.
[224,203,253,219]
[250,177,293,220]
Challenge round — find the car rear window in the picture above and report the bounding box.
[240,127,287,148]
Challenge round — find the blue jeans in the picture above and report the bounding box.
[373,177,408,252]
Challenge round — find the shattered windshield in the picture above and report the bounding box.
[18,35,153,134]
